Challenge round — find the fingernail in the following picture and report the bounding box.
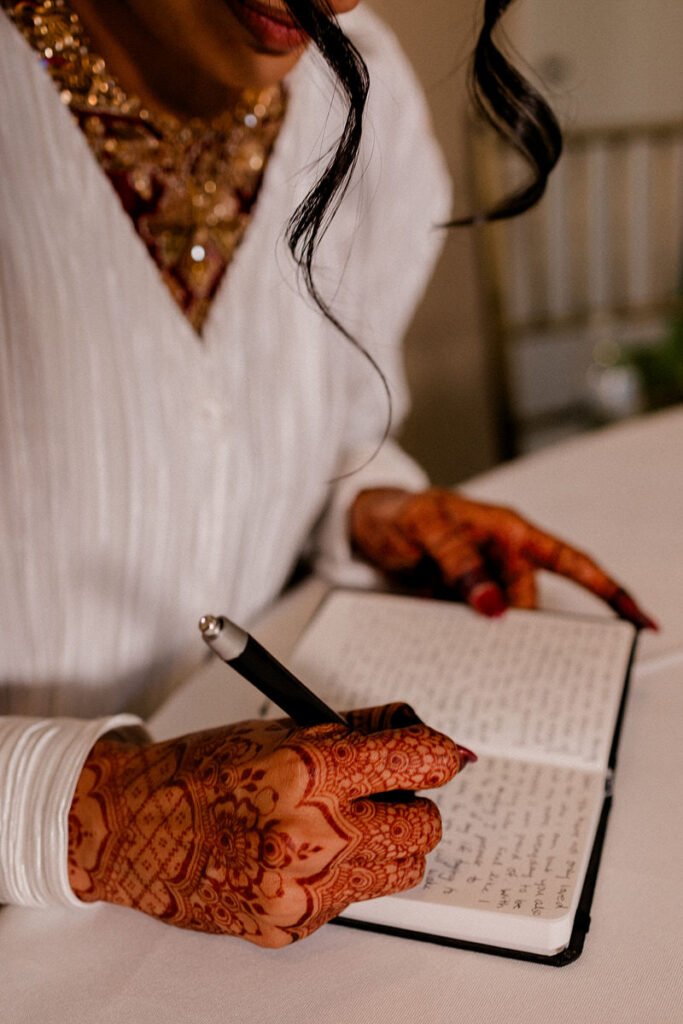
[456,744,478,768]
[471,582,506,617]
[612,593,659,631]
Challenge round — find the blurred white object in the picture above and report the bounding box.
[586,363,643,422]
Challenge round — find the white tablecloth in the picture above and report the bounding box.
[4,408,683,1024]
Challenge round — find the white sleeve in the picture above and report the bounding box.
[0,714,148,907]
[310,9,452,586]
[312,439,428,587]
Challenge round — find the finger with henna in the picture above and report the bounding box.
[310,723,469,801]
[522,526,658,628]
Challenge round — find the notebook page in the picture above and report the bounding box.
[290,591,635,769]
[405,754,603,917]
[342,753,606,953]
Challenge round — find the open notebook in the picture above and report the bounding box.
[283,589,638,965]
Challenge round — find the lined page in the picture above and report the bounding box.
[341,753,606,953]
[290,591,635,769]
[403,754,604,920]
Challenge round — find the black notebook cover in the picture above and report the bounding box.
[332,626,639,966]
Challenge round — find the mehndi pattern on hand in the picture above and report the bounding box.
[68,704,463,946]
[350,487,657,629]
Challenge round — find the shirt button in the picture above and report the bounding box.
[196,398,228,434]
[203,398,222,421]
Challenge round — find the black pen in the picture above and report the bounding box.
[198,614,347,727]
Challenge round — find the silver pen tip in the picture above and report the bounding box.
[198,614,221,638]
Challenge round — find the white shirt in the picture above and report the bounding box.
[0,5,451,905]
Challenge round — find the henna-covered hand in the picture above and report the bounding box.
[350,487,656,629]
[68,703,469,947]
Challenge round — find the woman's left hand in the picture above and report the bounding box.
[350,487,656,629]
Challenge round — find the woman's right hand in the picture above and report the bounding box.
[67,703,467,947]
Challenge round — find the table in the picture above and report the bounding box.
[4,408,683,1024]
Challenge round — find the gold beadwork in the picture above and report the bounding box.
[4,0,287,334]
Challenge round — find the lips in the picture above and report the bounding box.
[224,0,309,53]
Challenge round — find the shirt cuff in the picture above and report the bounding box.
[311,439,429,589]
[0,714,148,908]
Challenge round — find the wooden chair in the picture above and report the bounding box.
[471,118,683,457]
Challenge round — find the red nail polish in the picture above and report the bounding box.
[456,744,478,768]
[471,582,506,617]
[613,593,659,631]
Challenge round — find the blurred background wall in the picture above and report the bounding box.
[507,0,683,128]
[367,0,495,485]
[367,0,683,484]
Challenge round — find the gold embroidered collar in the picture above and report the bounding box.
[5,0,287,333]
